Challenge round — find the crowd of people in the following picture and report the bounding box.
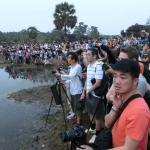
[0,33,150,149]
[0,32,150,67]
[54,37,150,149]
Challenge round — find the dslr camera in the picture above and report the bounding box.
[51,67,62,74]
[61,125,86,148]
[102,63,114,71]
[82,67,87,73]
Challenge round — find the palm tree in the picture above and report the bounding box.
[27,27,38,41]
[53,2,77,40]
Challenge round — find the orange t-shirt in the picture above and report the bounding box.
[112,98,150,150]
[139,62,144,75]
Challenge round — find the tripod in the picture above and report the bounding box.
[86,73,112,137]
[45,78,71,131]
[105,74,113,114]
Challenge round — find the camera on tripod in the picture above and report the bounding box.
[61,125,86,148]
[52,67,63,74]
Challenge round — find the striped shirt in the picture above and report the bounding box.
[86,61,103,97]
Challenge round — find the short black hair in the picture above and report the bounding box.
[67,52,78,62]
[76,49,83,56]
[88,48,99,59]
[113,59,140,79]
[120,46,138,61]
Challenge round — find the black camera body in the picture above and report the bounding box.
[61,125,86,148]
[82,67,87,73]
[51,67,62,74]
[102,63,114,71]
[57,67,62,73]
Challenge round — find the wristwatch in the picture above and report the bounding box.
[111,106,118,113]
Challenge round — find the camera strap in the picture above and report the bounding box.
[109,93,142,130]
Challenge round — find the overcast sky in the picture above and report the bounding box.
[0,0,149,35]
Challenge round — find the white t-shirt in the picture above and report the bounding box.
[61,64,82,95]
[86,61,103,97]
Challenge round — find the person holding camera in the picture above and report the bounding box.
[55,52,83,125]
[80,48,105,143]
[77,59,150,150]
[141,42,150,70]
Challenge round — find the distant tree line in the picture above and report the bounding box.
[0,22,103,44]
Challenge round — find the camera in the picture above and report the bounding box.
[57,67,62,73]
[52,70,57,74]
[82,67,87,73]
[102,63,114,71]
[61,125,86,148]
[51,67,62,74]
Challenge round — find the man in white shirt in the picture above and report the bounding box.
[55,52,83,125]
[81,48,105,143]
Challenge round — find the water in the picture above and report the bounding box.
[0,66,58,150]
[0,66,57,95]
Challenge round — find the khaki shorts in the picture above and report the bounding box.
[70,94,83,116]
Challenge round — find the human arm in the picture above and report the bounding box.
[76,145,93,150]
[105,92,123,128]
[60,65,81,81]
[141,57,150,63]
[109,136,139,150]
[141,51,150,62]
[80,79,87,100]
[105,65,114,75]
[137,74,147,97]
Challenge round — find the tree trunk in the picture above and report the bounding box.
[64,26,67,42]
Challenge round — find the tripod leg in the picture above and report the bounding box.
[61,102,68,131]
[62,86,74,115]
[45,96,53,128]
[58,84,68,131]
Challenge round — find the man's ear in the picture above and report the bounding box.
[133,78,139,86]
[93,55,97,59]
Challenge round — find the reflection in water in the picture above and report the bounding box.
[5,66,57,84]
[0,66,60,149]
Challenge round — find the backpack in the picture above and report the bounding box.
[144,91,150,108]
[143,68,150,84]
[91,60,111,97]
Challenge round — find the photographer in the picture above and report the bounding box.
[80,48,105,143]
[141,42,150,70]
[55,52,83,125]
[77,59,150,150]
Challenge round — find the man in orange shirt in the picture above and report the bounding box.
[77,59,150,150]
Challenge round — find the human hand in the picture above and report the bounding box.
[86,92,89,99]
[80,92,85,100]
[106,66,114,75]
[60,70,66,74]
[82,72,87,79]
[54,71,61,77]
[109,93,123,110]
[60,82,65,86]
[76,145,93,150]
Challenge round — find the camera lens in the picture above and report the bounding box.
[61,130,76,142]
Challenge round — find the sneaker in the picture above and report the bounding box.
[85,128,96,134]
[89,135,96,143]
[82,110,87,114]
[72,119,77,124]
[67,114,77,120]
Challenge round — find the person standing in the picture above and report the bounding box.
[81,48,105,143]
[141,43,150,70]
[55,52,83,125]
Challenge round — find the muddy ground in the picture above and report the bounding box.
[7,85,90,150]
[0,55,91,150]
